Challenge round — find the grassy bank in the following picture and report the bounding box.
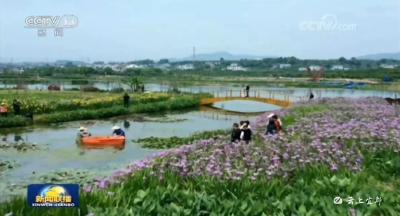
[0,91,175,114]
[34,96,200,124]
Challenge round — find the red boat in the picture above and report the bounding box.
[80,136,126,149]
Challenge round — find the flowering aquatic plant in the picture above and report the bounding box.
[88,97,400,192]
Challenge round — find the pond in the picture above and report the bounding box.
[0,107,272,201]
[213,100,281,113]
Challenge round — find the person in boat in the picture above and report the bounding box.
[77,127,91,138]
[112,126,125,137]
[231,123,241,142]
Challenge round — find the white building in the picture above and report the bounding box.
[155,63,171,70]
[380,64,397,69]
[111,65,124,72]
[177,64,194,70]
[11,68,24,73]
[205,62,216,69]
[331,65,345,70]
[279,63,292,69]
[308,65,322,71]
[125,64,141,69]
[226,63,247,71]
[298,67,308,71]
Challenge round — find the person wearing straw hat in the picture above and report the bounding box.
[0,102,9,117]
[77,126,91,138]
[112,125,125,137]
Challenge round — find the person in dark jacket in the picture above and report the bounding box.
[245,85,250,98]
[123,93,130,108]
[266,114,282,135]
[240,122,252,143]
[231,123,241,142]
[112,126,126,137]
[266,118,278,135]
[309,91,314,100]
[12,99,21,115]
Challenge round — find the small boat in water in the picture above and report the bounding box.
[80,136,126,149]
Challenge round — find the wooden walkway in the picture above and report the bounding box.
[201,96,292,108]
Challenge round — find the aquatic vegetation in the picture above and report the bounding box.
[134,129,227,149]
[0,116,30,128]
[35,97,200,124]
[0,91,202,126]
[0,160,17,174]
[0,142,42,151]
[0,91,190,114]
[35,106,130,124]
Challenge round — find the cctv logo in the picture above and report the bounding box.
[25,15,78,29]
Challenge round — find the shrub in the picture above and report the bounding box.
[0,116,30,128]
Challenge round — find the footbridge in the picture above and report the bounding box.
[200,90,292,108]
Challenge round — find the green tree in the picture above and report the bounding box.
[123,77,143,93]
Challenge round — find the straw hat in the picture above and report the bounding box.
[79,127,87,131]
[112,126,120,130]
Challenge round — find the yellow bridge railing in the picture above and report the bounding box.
[201,97,292,108]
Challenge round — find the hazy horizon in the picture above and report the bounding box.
[1,0,399,62]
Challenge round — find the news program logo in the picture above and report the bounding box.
[27,184,79,207]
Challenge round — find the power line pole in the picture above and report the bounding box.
[193,46,196,62]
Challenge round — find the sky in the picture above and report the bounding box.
[0,0,399,62]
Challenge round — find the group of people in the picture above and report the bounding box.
[231,120,252,143]
[0,99,21,117]
[0,99,31,119]
[77,125,126,138]
[230,114,283,143]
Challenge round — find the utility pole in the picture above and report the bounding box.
[193,46,196,62]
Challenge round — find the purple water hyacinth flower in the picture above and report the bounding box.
[272,155,281,167]
[282,152,290,160]
[330,163,338,172]
[82,185,92,193]
[97,179,110,189]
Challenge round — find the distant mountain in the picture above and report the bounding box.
[358,52,400,60]
[171,51,274,61]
